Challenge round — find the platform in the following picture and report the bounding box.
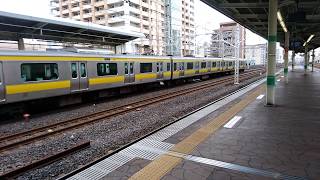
[66,67,320,180]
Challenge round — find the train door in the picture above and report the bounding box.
[70,62,89,92]
[195,62,199,74]
[0,62,5,102]
[124,62,135,83]
[179,62,184,76]
[156,62,164,79]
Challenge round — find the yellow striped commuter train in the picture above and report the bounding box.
[0,51,246,107]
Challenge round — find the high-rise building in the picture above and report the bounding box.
[51,0,195,56]
[210,22,246,59]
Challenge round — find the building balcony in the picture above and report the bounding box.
[83,12,93,19]
[128,26,141,33]
[82,5,92,9]
[142,28,149,34]
[141,11,149,17]
[72,15,81,20]
[95,19,106,25]
[94,0,105,6]
[142,19,149,25]
[129,7,140,14]
[106,6,125,14]
[106,0,122,4]
[129,16,140,24]
[108,16,125,24]
[95,10,105,16]
[62,9,70,14]
[61,1,68,6]
[72,7,80,12]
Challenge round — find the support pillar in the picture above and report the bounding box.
[291,50,295,71]
[266,0,277,106]
[304,47,308,74]
[18,38,25,50]
[312,49,315,72]
[284,32,289,83]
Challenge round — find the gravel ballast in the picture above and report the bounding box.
[0,72,264,179]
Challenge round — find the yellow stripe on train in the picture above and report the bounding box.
[185,70,195,75]
[199,69,208,73]
[135,73,157,80]
[6,80,70,94]
[89,76,125,85]
[0,56,104,61]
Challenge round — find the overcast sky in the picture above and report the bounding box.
[0,0,267,46]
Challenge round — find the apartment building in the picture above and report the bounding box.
[210,22,246,58]
[181,0,195,56]
[51,0,195,56]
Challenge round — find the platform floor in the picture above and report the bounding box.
[69,68,320,180]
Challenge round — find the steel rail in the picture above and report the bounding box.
[0,69,264,153]
[58,72,269,180]
[0,141,91,179]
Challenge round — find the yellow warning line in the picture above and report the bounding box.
[129,85,265,180]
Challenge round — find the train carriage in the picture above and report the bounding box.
[0,51,247,106]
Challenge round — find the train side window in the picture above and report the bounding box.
[173,63,177,71]
[124,63,129,74]
[187,62,193,69]
[167,63,170,71]
[201,62,206,68]
[229,62,233,66]
[195,62,199,69]
[180,62,184,70]
[160,62,163,71]
[80,63,87,77]
[97,63,117,76]
[71,63,77,78]
[212,62,216,67]
[21,63,58,82]
[140,63,152,73]
[130,63,134,74]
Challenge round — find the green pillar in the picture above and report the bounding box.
[266,0,277,105]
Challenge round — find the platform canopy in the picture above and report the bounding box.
[0,11,144,46]
[202,0,320,52]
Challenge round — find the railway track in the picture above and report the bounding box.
[0,141,91,179]
[0,69,264,153]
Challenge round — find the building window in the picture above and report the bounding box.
[97,63,118,76]
[140,63,152,73]
[21,63,58,82]
[187,62,193,69]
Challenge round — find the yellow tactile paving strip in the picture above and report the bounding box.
[129,85,265,180]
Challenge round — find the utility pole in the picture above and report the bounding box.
[234,24,240,84]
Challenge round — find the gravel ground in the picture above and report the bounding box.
[0,72,248,137]
[0,72,264,179]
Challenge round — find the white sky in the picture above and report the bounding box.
[0,0,267,46]
[194,0,267,46]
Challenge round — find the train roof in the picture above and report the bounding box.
[0,50,245,61]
